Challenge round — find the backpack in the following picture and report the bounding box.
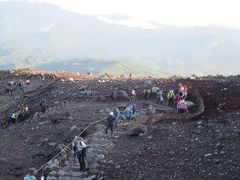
[183,85,188,93]
[24,175,36,180]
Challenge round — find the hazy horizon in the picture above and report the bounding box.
[0,0,239,77]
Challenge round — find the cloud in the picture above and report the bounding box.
[38,22,55,32]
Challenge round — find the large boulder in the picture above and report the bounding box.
[128,124,147,136]
[117,90,129,99]
[151,87,159,93]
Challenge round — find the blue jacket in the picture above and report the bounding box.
[107,115,116,126]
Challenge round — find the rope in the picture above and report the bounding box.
[35,100,171,174]
[36,116,107,174]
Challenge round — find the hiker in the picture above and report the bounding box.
[124,107,132,121]
[23,168,37,180]
[11,112,18,122]
[113,107,120,128]
[22,106,30,117]
[72,136,79,159]
[143,89,151,101]
[179,83,188,99]
[167,90,175,106]
[128,102,136,115]
[109,91,117,104]
[106,112,116,135]
[40,99,48,113]
[131,88,137,101]
[156,89,164,105]
[75,137,87,172]
[26,79,31,87]
[17,80,24,93]
[6,83,14,96]
[173,94,181,108]
[177,99,188,114]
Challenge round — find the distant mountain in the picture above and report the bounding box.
[0,1,239,77]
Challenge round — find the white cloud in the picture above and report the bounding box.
[38,22,55,32]
[2,0,240,29]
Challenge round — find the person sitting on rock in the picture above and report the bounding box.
[106,111,116,135]
[177,99,188,114]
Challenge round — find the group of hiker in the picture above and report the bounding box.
[5,79,31,96]
[167,83,189,114]
[10,103,30,122]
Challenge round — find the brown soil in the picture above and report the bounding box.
[0,69,239,180]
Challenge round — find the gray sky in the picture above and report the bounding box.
[1,0,240,29]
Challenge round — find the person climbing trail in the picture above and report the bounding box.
[76,138,87,172]
[167,90,175,106]
[105,112,116,135]
[143,89,151,100]
[113,107,120,128]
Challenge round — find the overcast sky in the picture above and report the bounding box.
[1,0,240,29]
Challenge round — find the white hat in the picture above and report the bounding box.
[110,112,113,116]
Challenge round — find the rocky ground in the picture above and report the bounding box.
[0,69,239,180]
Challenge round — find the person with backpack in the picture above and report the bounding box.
[156,89,164,105]
[179,83,188,99]
[106,112,116,135]
[72,136,80,159]
[76,138,87,172]
[23,168,37,180]
[167,90,175,106]
[124,107,133,121]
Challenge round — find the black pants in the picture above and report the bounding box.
[78,148,86,171]
[73,146,77,158]
[168,98,173,106]
[106,124,114,134]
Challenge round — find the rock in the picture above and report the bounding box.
[128,124,147,136]
[151,87,159,93]
[105,108,112,113]
[49,171,57,176]
[204,153,212,158]
[81,175,96,180]
[58,170,65,176]
[70,125,77,132]
[139,111,147,115]
[139,133,144,137]
[96,154,105,161]
[117,90,129,99]
[46,176,58,180]
[79,86,87,91]
[48,159,60,171]
[147,135,153,139]
[69,78,74,82]
[48,142,56,147]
